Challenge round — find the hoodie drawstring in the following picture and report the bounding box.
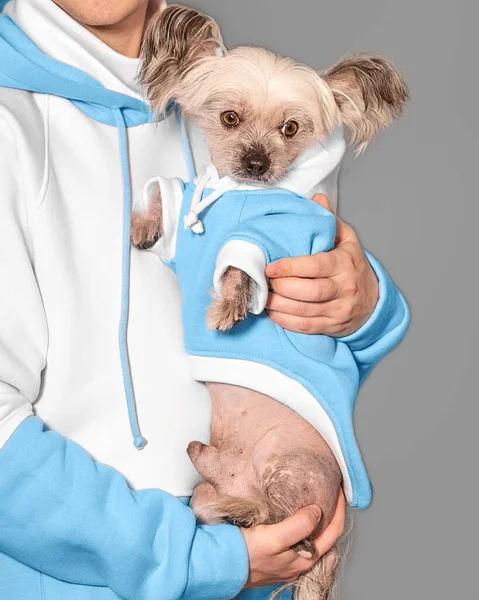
[183,169,240,234]
[113,108,147,450]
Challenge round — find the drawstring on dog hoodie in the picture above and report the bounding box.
[184,167,240,234]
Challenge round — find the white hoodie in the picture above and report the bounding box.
[0,0,218,497]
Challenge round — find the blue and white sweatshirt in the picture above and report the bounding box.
[0,1,408,599]
[143,130,410,510]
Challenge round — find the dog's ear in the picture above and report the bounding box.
[140,4,225,112]
[323,53,409,153]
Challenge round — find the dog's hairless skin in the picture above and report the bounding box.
[188,383,341,532]
[188,383,343,599]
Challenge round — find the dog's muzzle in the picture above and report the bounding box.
[241,150,270,177]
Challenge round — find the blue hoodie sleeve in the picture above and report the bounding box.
[0,417,249,600]
[337,251,410,384]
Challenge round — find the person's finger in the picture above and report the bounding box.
[265,252,339,279]
[334,218,358,246]
[265,293,338,318]
[313,491,346,558]
[269,505,322,552]
[312,193,334,213]
[269,276,340,303]
[266,310,335,335]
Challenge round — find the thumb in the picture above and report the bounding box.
[312,193,334,214]
[273,505,322,551]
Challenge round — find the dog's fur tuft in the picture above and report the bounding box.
[207,267,253,330]
[323,53,410,153]
[130,184,163,249]
[140,4,225,112]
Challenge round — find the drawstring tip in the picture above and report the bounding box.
[134,435,147,450]
[183,210,204,234]
[191,221,204,234]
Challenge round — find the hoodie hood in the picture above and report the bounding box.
[0,1,152,126]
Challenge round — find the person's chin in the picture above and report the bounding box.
[53,0,148,28]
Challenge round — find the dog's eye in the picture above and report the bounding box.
[281,120,299,138]
[221,111,240,128]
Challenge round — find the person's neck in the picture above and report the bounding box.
[82,5,149,58]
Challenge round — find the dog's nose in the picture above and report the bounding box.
[242,152,270,177]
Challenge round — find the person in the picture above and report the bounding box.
[0,1,404,599]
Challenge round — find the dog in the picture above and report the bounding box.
[132,5,409,599]
[135,4,408,332]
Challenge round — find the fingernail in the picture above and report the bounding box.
[308,505,322,524]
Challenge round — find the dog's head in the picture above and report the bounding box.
[141,5,409,184]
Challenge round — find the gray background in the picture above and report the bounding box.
[186,0,477,597]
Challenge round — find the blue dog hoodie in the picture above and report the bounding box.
[141,128,410,510]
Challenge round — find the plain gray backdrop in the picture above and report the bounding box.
[186,0,477,597]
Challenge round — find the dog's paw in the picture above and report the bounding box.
[207,267,253,331]
[130,212,163,249]
[130,183,164,249]
[207,295,250,330]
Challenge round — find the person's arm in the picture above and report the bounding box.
[0,418,251,599]
[335,250,409,383]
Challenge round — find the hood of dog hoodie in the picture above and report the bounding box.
[0,1,250,599]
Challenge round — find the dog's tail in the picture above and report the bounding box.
[271,517,352,600]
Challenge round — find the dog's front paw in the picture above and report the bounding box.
[130,212,163,249]
[207,267,253,330]
[207,295,250,331]
[130,183,164,249]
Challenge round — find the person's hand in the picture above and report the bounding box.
[242,491,346,588]
[265,194,379,337]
